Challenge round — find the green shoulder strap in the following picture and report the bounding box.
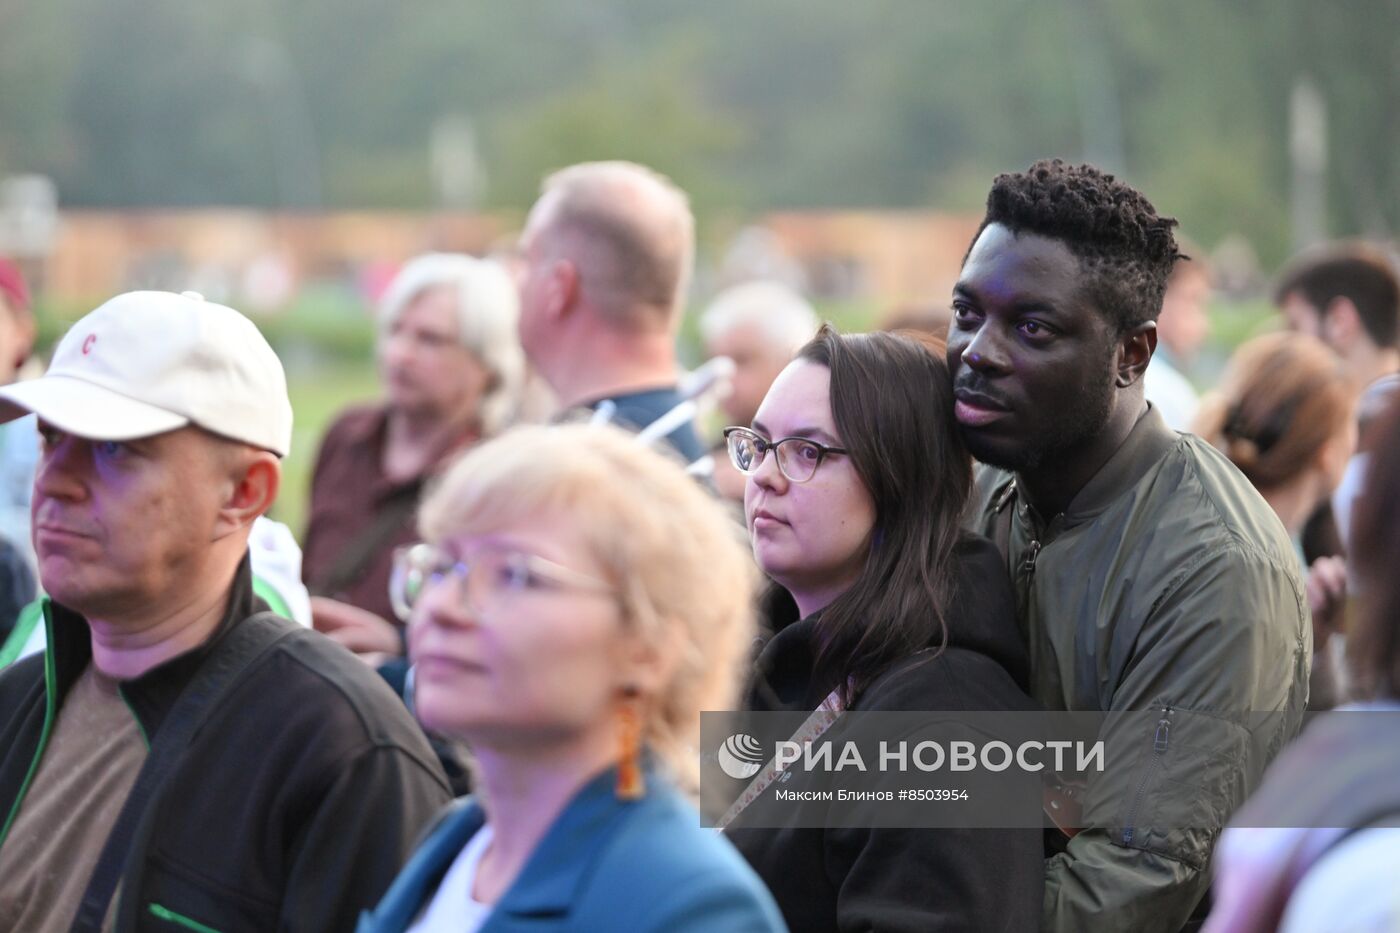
[0,598,45,670]
[0,578,294,673]
[251,575,295,623]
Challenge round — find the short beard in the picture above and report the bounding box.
[961,382,1114,474]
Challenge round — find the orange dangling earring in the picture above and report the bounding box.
[616,685,645,800]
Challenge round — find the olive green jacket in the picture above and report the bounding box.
[966,406,1310,933]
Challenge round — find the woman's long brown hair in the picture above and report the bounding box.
[798,324,971,708]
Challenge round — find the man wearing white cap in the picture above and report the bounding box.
[0,292,451,932]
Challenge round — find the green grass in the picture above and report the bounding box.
[1192,298,1284,388]
[1204,298,1279,348]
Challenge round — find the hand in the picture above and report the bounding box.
[311,596,403,659]
[1305,556,1347,652]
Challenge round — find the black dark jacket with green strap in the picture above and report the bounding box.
[0,556,453,932]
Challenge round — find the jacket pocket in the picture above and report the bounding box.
[1115,706,1250,870]
[1120,706,1173,847]
[138,855,279,933]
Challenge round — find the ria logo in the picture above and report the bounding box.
[717,733,765,780]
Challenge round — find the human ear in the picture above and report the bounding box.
[614,628,676,699]
[1323,298,1361,348]
[1115,322,1158,388]
[212,451,281,541]
[546,259,580,322]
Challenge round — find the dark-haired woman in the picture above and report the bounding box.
[723,325,1042,932]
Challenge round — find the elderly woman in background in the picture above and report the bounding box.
[357,424,786,933]
[1195,331,1356,707]
[305,253,525,661]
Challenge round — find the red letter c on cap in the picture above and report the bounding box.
[82,334,96,355]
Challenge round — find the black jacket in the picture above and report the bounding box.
[727,534,1044,933]
[0,556,453,932]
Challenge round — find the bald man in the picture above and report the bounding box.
[514,161,705,461]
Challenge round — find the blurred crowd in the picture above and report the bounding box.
[0,157,1396,933]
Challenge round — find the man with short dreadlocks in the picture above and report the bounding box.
[950,161,1308,932]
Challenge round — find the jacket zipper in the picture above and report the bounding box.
[1121,706,1173,845]
[1021,540,1041,579]
[0,602,59,849]
[1021,503,1057,584]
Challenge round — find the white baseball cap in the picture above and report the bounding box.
[0,290,293,456]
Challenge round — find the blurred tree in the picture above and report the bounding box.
[485,34,744,218]
[0,0,81,180]
[0,0,1393,269]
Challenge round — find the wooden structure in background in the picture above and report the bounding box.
[37,208,978,312]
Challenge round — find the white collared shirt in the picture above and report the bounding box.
[407,824,496,933]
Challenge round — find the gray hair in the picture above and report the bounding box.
[378,253,525,435]
[698,280,819,356]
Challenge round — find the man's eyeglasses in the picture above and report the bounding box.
[722,426,849,484]
[389,542,614,622]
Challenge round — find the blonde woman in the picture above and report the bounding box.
[357,424,786,933]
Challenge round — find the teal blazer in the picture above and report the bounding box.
[357,764,787,932]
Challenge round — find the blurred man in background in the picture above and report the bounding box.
[514,160,706,462]
[700,280,818,429]
[1145,243,1212,431]
[1274,242,1399,396]
[699,280,817,500]
[1274,242,1400,546]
